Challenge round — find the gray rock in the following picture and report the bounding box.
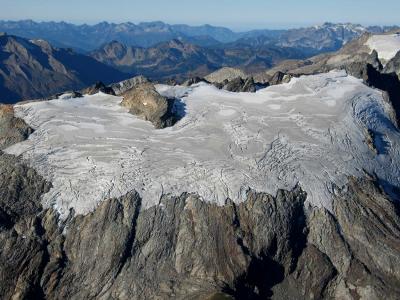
[0,104,33,150]
[384,50,400,79]
[82,81,116,95]
[111,76,149,95]
[121,83,179,128]
[268,71,293,85]
[215,77,257,93]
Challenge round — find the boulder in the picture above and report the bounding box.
[121,83,177,128]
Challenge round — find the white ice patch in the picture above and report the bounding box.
[5,71,400,218]
[365,33,400,62]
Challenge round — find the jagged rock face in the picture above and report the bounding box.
[221,77,257,93]
[0,148,399,300]
[0,104,33,150]
[212,77,258,93]
[384,50,400,79]
[121,83,177,128]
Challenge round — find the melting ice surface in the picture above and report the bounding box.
[5,71,400,218]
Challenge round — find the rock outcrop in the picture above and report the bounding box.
[82,81,116,95]
[384,50,400,79]
[223,77,257,93]
[110,75,149,95]
[0,104,33,150]
[205,67,249,84]
[182,77,210,87]
[212,77,258,93]
[121,83,179,128]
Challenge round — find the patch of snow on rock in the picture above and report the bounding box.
[5,71,400,218]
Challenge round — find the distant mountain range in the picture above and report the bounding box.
[0,20,398,51]
[90,39,307,82]
[0,21,399,102]
[0,33,126,103]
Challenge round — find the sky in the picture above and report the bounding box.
[1,0,400,31]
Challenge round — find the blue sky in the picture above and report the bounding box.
[1,0,399,30]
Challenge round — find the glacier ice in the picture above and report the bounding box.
[5,70,400,218]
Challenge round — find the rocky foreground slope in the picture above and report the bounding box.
[1,33,400,300]
[0,151,399,299]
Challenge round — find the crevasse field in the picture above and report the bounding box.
[5,70,400,218]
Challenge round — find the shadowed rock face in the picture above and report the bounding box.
[121,83,179,128]
[384,50,400,79]
[0,150,399,300]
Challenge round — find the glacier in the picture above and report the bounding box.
[5,70,400,218]
[366,33,400,62]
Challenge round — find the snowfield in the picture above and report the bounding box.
[366,33,400,62]
[5,70,400,218]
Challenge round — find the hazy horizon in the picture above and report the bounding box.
[1,0,400,31]
[0,18,399,32]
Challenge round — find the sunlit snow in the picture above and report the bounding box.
[5,71,400,218]
[366,33,400,62]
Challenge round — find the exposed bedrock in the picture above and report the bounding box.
[121,82,182,129]
[110,75,149,96]
[0,104,33,150]
[82,81,116,96]
[0,151,399,300]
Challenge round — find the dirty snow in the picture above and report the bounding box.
[5,70,400,218]
[366,33,400,62]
